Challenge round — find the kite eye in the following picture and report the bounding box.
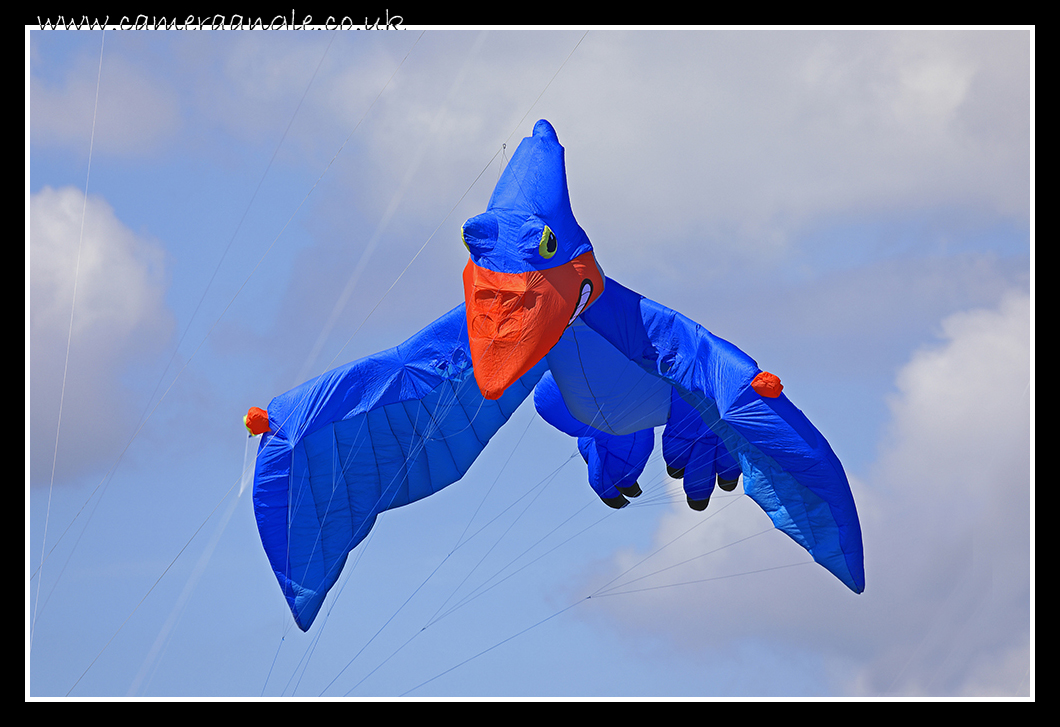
[538,226,558,259]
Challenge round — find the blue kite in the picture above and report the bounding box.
[247,120,865,631]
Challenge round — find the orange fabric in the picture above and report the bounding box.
[751,371,783,398]
[244,406,270,435]
[463,251,604,399]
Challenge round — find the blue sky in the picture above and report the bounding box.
[28,27,1032,699]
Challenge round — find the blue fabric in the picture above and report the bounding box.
[253,119,863,633]
[253,304,545,630]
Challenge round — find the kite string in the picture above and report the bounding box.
[366,358,831,691]
[43,26,422,603]
[390,494,787,697]
[304,377,514,695]
[65,473,244,696]
[332,447,746,695]
[335,369,802,692]
[398,600,586,697]
[334,456,594,696]
[506,30,589,149]
[53,29,369,697]
[308,395,575,695]
[173,28,428,449]
[54,28,428,694]
[423,495,603,630]
[141,28,341,428]
[307,362,805,695]
[126,458,250,696]
[279,384,474,699]
[30,29,343,585]
[32,27,105,647]
[276,361,477,695]
[591,560,815,598]
[295,139,504,416]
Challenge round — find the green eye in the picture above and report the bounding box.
[538,226,557,259]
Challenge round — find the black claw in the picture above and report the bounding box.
[666,465,685,479]
[686,495,710,511]
[601,494,629,509]
[617,482,642,498]
[717,474,740,492]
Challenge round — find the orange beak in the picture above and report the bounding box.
[463,251,604,399]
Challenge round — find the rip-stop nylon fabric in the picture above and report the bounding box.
[252,120,863,631]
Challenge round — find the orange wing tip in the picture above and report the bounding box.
[244,406,270,435]
[751,371,783,398]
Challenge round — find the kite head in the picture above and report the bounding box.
[462,120,605,399]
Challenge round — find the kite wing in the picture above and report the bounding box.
[251,304,546,630]
[551,277,865,594]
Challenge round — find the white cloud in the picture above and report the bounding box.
[541,29,1029,271]
[850,290,1031,696]
[30,46,181,157]
[30,186,173,485]
[578,290,1031,696]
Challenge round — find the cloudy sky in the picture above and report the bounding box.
[28,27,1031,699]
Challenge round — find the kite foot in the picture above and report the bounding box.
[601,495,629,509]
[687,495,710,511]
[717,475,740,492]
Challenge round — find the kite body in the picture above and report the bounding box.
[251,120,864,631]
